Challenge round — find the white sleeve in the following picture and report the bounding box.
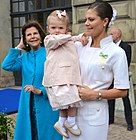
[113,49,130,89]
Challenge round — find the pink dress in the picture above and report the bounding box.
[43,34,82,110]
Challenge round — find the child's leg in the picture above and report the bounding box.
[68,107,77,117]
[67,107,77,124]
[54,109,69,138]
[59,109,67,126]
[67,107,79,130]
[64,107,81,136]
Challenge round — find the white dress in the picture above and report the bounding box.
[46,85,82,110]
[63,36,130,140]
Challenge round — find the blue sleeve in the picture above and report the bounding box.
[1,48,22,71]
[39,86,48,99]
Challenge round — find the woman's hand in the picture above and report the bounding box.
[16,36,25,49]
[24,85,42,95]
[78,85,98,100]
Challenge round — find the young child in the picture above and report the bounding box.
[42,10,83,138]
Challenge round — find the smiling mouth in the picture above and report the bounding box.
[31,40,38,42]
[86,27,93,30]
[88,27,93,29]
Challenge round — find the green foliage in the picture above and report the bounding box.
[0,109,15,139]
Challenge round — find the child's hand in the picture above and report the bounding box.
[81,33,89,46]
[66,32,72,35]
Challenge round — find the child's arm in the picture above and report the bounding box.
[44,34,71,50]
[71,33,89,46]
[81,33,89,46]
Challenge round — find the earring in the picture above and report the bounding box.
[103,25,106,27]
[26,44,29,47]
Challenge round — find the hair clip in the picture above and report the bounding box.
[109,8,117,27]
[112,8,117,21]
[56,10,66,19]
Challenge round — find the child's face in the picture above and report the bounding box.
[47,16,67,35]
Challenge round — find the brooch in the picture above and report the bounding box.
[99,52,108,64]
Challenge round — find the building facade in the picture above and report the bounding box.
[0,0,136,105]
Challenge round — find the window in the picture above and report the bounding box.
[10,0,72,47]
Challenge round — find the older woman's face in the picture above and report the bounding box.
[25,27,41,50]
[85,9,107,37]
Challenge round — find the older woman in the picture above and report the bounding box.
[2,20,62,140]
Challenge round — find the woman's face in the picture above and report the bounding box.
[85,9,108,38]
[25,27,41,50]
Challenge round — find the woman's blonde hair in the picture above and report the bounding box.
[47,10,70,32]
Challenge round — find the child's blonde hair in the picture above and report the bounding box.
[47,10,70,32]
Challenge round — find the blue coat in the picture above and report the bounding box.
[1,47,62,140]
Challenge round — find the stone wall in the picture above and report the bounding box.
[0,0,15,88]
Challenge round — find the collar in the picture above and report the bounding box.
[100,35,113,48]
[116,40,121,46]
[30,46,44,55]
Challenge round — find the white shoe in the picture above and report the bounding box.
[54,121,69,138]
[64,120,81,136]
